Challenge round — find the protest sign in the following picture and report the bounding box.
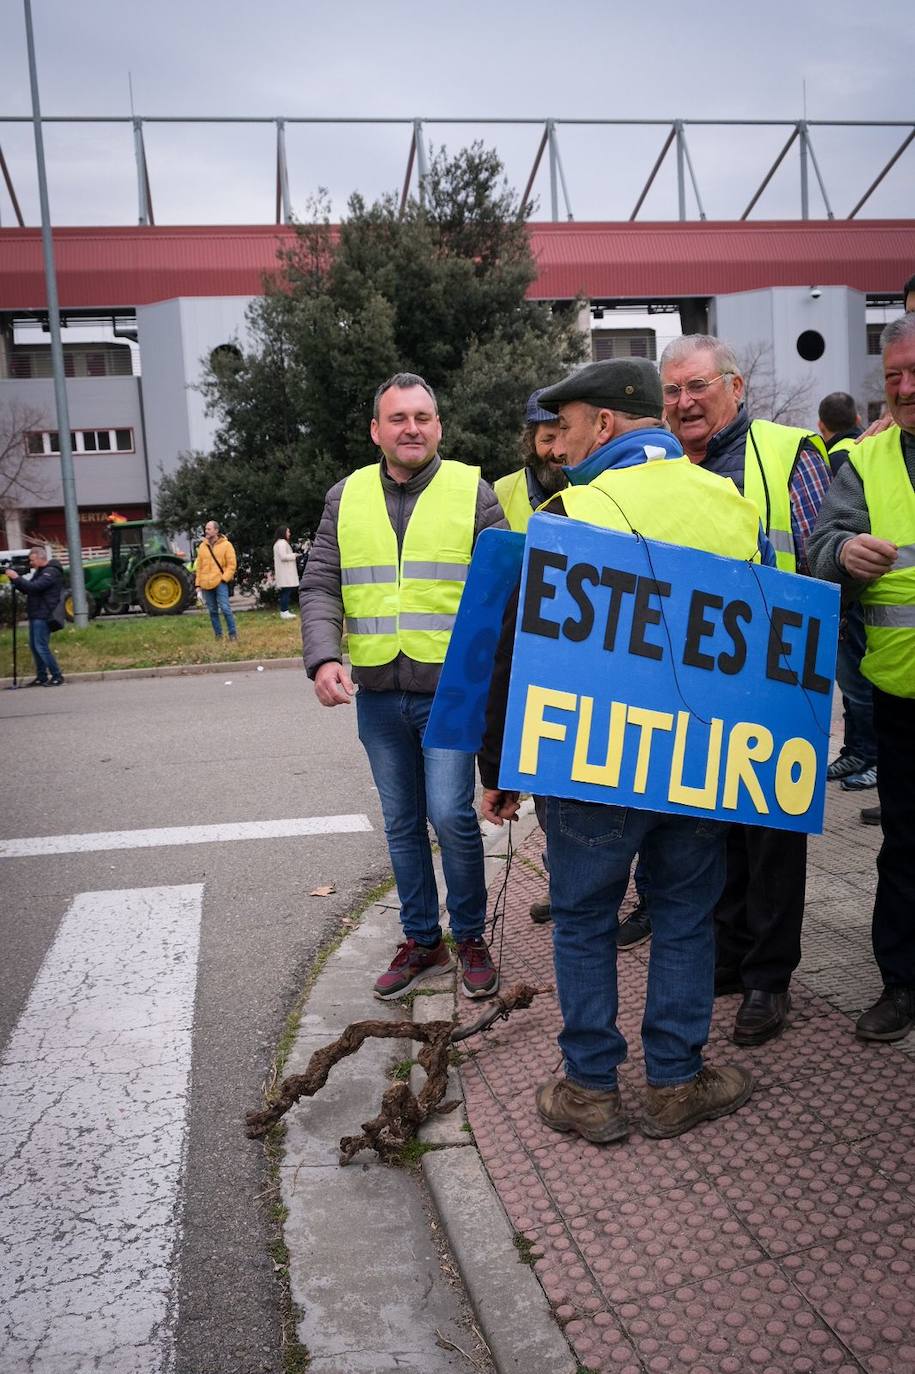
[424,527,525,752]
[498,513,839,833]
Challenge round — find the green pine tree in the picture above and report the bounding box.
[156,143,586,584]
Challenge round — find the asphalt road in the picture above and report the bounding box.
[0,668,391,1374]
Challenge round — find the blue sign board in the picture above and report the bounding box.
[424,527,525,752]
[498,514,839,833]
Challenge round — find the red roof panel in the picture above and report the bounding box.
[0,221,911,310]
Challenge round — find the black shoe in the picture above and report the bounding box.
[714,966,743,997]
[826,752,865,782]
[860,805,881,827]
[618,902,651,950]
[733,990,791,1046]
[529,900,552,925]
[856,987,915,1042]
[48,676,64,686]
[23,677,48,687]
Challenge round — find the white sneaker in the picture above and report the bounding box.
[279,610,295,619]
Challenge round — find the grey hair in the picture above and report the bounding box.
[373,372,438,420]
[659,334,742,381]
[881,313,915,352]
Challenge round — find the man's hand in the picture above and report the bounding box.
[5,568,19,581]
[314,661,355,706]
[856,413,893,442]
[481,788,520,826]
[839,534,898,580]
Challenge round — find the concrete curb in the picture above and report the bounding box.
[279,799,575,1373]
[0,656,303,688]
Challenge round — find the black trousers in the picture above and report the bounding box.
[713,824,807,993]
[873,687,915,988]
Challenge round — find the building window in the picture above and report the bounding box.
[592,330,657,362]
[28,428,135,456]
[866,324,883,356]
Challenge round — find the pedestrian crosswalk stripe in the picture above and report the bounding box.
[0,812,373,858]
[0,884,203,1373]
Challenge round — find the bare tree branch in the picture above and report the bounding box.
[0,401,52,510]
[737,340,815,428]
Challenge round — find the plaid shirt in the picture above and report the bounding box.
[789,445,832,575]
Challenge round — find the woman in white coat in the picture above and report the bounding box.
[273,525,299,618]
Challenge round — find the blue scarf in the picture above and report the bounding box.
[565,426,683,487]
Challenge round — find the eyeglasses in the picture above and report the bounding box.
[662,372,732,404]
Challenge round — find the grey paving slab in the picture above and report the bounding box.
[281,1161,480,1373]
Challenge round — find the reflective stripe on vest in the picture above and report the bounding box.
[559,456,762,563]
[743,420,825,573]
[848,427,915,698]
[494,468,534,533]
[337,460,479,666]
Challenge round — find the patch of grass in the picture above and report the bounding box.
[391,1058,415,1082]
[261,1135,311,1373]
[513,1233,539,1266]
[0,606,305,678]
[395,1138,440,1168]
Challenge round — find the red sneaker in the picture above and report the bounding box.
[373,938,454,1000]
[457,938,499,1000]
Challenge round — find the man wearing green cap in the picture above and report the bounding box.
[480,358,766,1143]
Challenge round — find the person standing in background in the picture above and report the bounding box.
[195,520,238,642]
[273,525,299,619]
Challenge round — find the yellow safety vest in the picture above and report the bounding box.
[848,426,915,699]
[743,420,828,573]
[337,460,478,666]
[558,456,762,562]
[494,468,534,533]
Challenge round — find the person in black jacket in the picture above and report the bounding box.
[6,547,65,686]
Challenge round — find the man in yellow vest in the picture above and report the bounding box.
[815,393,878,795]
[494,389,567,925]
[481,358,766,1143]
[300,371,506,1001]
[493,390,564,534]
[659,334,831,1049]
[809,312,915,1043]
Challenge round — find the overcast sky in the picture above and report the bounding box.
[0,0,912,228]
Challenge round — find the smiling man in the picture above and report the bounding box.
[659,334,831,1050]
[300,371,506,1002]
[809,312,915,1043]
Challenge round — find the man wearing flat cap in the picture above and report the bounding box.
[479,358,769,1144]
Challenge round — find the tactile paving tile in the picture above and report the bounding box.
[712,1137,915,1259]
[778,1057,915,1142]
[618,1262,861,1373]
[570,1179,766,1303]
[782,1235,915,1373]
[698,1014,892,1093]
[851,1118,915,1203]
[561,1312,641,1373]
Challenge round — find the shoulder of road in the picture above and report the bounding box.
[0,655,304,688]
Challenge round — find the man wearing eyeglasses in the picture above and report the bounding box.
[659,334,831,1049]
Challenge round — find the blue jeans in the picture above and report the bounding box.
[356,690,487,945]
[545,798,726,1090]
[278,587,292,614]
[28,618,62,681]
[202,583,237,638]
[836,603,876,766]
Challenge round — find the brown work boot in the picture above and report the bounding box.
[536,1077,629,1144]
[640,1064,753,1139]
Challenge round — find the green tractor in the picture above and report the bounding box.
[65,519,195,619]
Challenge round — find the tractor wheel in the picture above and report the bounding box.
[137,561,193,616]
[64,590,97,622]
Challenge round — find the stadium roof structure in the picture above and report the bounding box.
[1,220,913,312]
